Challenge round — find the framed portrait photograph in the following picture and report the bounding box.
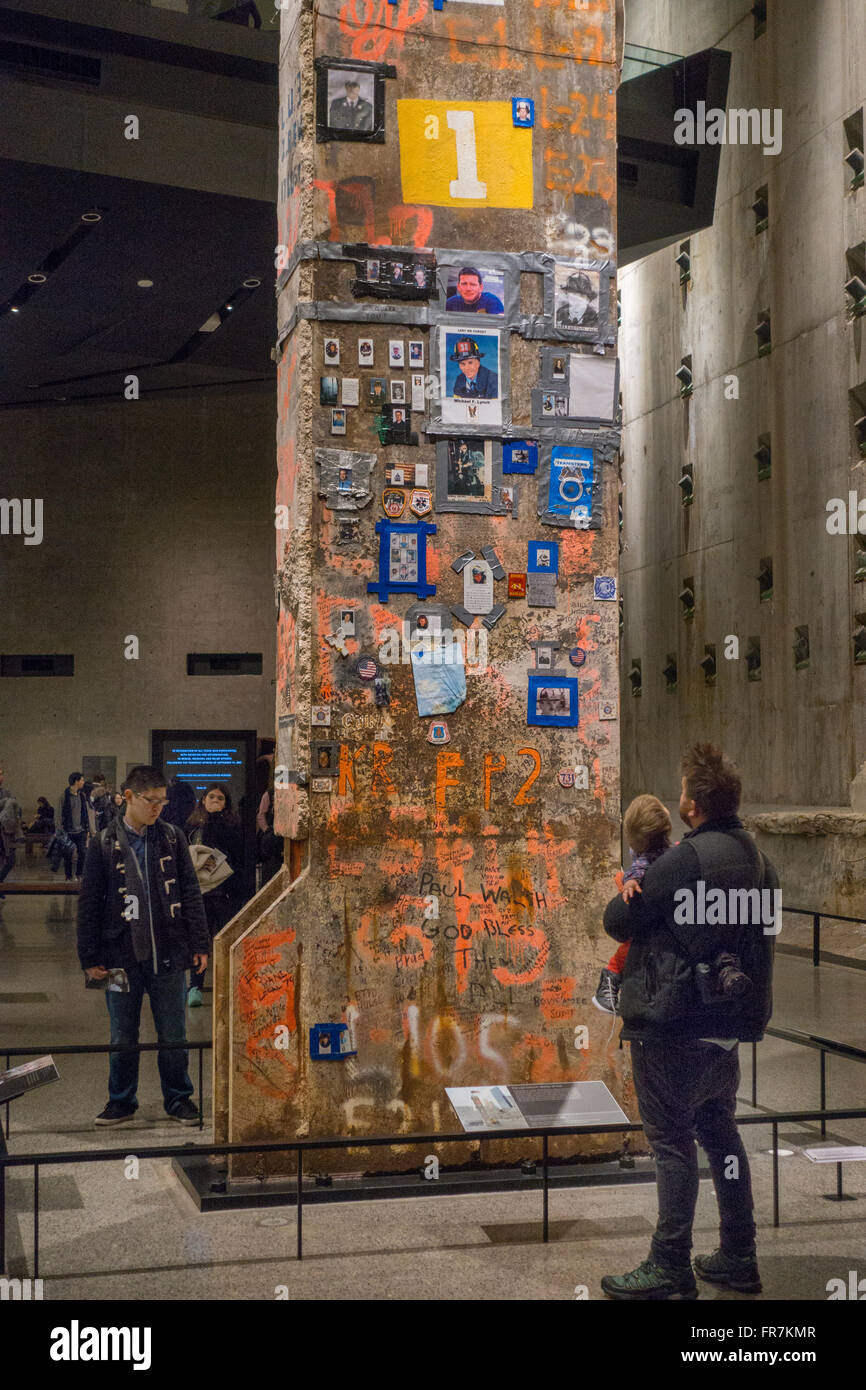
[546,259,611,343]
[439,328,502,428]
[409,340,425,366]
[336,463,353,492]
[315,60,387,143]
[368,377,387,408]
[444,265,506,317]
[357,337,374,366]
[512,97,535,128]
[324,337,340,366]
[527,674,579,728]
[435,438,506,514]
[389,340,405,368]
[390,379,406,404]
[330,408,347,436]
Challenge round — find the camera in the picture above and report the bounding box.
[695,952,752,1005]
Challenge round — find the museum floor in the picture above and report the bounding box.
[1,891,865,1301]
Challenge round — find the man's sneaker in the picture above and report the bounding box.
[592,967,621,1015]
[188,987,203,1007]
[601,1259,698,1301]
[167,1099,201,1126]
[694,1248,762,1293]
[95,1101,136,1127]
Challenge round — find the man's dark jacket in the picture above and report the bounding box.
[60,786,88,834]
[603,817,777,1043]
[77,819,208,974]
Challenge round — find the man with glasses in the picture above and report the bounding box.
[77,765,209,1127]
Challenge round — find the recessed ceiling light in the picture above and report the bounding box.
[243,278,261,288]
[137,279,154,288]
[225,303,234,311]
[10,305,20,313]
[28,272,47,284]
[81,211,102,223]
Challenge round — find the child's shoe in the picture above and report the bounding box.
[592,967,620,1015]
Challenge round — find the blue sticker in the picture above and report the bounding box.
[512,97,535,128]
[527,673,579,728]
[503,440,538,474]
[594,575,617,601]
[548,445,594,521]
[528,540,559,574]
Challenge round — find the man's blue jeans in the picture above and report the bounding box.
[105,962,193,1113]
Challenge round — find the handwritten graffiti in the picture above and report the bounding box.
[339,0,428,64]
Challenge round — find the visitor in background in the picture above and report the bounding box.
[77,764,208,1127]
[60,772,88,881]
[163,775,196,831]
[0,769,23,896]
[27,796,55,833]
[185,784,245,1006]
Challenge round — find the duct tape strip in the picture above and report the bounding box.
[535,349,621,428]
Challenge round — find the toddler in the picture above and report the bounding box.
[592,794,673,1015]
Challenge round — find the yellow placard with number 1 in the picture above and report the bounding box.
[397,100,533,210]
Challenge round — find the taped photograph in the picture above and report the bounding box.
[440,329,502,427]
[554,263,601,336]
[446,438,491,502]
[445,265,506,316]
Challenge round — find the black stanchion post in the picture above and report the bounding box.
[33,1163,39,1279]
[812,913,820,967]
[542,1134,549,1244]
[837,1161,843,1200]
[0,1157,5,1274]
[198,1046,204,1132]
[5,1054,10,1139]
[751,1041,757,1107]
[296,1148,303,1261]
[820,1050,827,1138]
[778,1117,783,1228]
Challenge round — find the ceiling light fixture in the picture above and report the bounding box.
[10,305,20,313]
[81,211,102,223]
[225,303,234,311]
[137,279,154,288]
[242,277,262,288]
[27,272,47,284]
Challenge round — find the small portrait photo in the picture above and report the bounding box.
[324,337,340,365]
[366,259,380,283]
[369,377,387,406]
[327,69,375,134]
[535,685,571,718]
[555,394,569,417]
[390,260,406,284]
[499,486,515,515]
[552,355,567,379]
[340,607,355,634]
[502,440,538,474]
[413,264,430,291]
[389,340,405,367]
[536,648,554,671]
[320,376,338,406]
[392,406,407,425]
[357,337,374,364]
[542,392,556,417]
[554,263,601,332]
[390,379,406,404]
[445,266,505,316]
[409,340,424,366]
[446,438,491,501]
[337,464,352,491]
[512,97,535,128]
[331,408,347,435]
[314,743,336,773]
[536,548,551,569]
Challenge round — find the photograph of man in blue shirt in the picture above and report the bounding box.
[446,267,504,315]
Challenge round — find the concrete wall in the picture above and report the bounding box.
[0,385,276,810]
[216,0,630,1175]
[619,0,866,919]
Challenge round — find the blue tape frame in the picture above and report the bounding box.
[368,518,437,602]
[527,673,579,728]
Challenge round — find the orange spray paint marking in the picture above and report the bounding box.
[339,0,429,64]
[371,741,397,794]
[435,750,464,808]
[339,744,366,795]
[483,752,506,809]
[513,748,541,805]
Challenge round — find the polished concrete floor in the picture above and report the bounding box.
[1,889,865,1300]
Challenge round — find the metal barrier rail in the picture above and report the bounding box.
[3,1041,213,1139]
[752,1027,866,1136]
[783,905,866,968]
[1,1105,865,1279]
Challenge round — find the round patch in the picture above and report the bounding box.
[569,646,587,668]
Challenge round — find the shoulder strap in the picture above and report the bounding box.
[688,829,762,881]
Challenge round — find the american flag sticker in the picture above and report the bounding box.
[357,659,377,680]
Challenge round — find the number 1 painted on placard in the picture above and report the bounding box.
[446,110,487,200]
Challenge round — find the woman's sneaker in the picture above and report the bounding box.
[592,967,621,1015]
[693,1248,762,1293]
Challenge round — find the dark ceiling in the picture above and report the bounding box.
[0,158,276,408]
